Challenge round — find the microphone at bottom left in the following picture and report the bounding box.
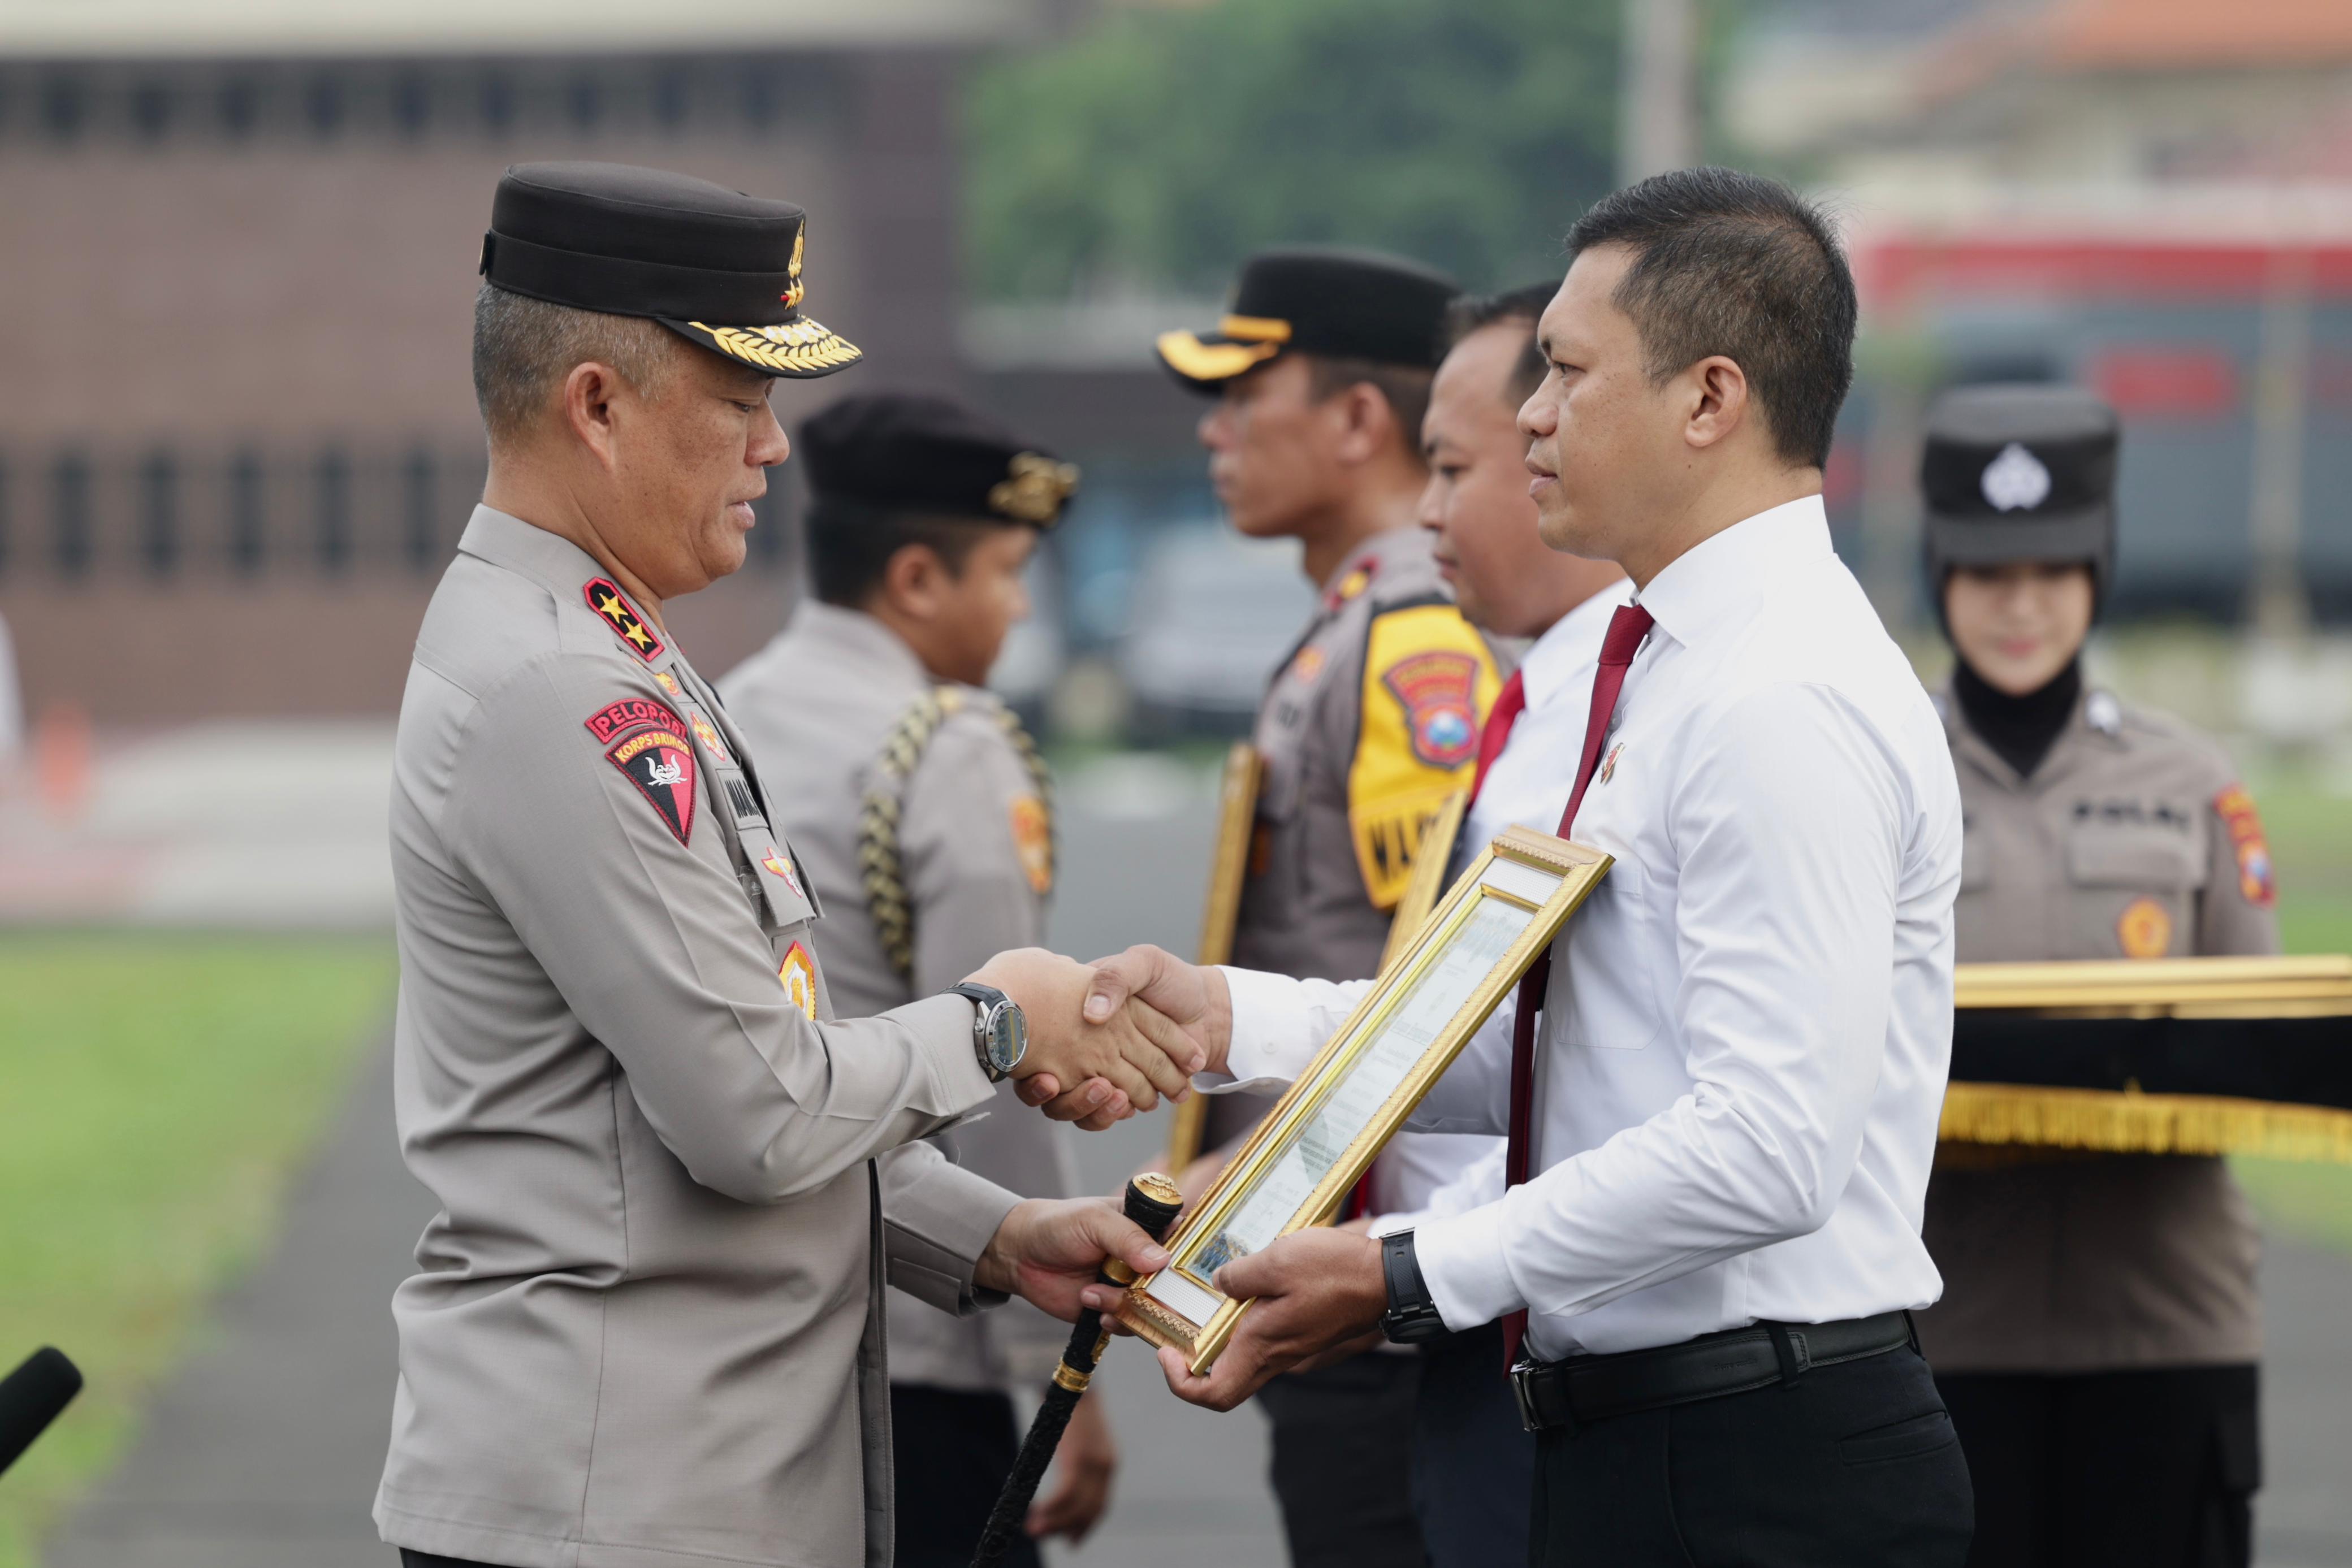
[0,1348,83,1480]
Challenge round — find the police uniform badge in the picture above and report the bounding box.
[587,699,697,844]
[2213,785,2277,908]
[777,940,819,1019]
[760,845,804,900]
[1009,794,1053,895]
[1381,649,1481,769]
[2117,895,2172,959]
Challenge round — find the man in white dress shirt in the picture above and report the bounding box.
[1391,280,1627,1568]
[1076,169,1973,1565]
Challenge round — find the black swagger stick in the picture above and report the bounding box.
[969,1172,1187,1567]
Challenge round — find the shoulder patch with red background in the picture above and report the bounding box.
[2213,785,2276,908]
[585,699,697,844]
[1382,649,1482,769]
[583,577,665,663]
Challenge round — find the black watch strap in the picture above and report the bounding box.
[1380,1230,1447,1345]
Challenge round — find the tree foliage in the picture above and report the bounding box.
[964,0,1622,300]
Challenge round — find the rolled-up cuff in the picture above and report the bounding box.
[1415,1199,1520,1333]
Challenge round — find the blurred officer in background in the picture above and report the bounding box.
[1915,384,2276,1568]
[378,162,1199,1568]
[719,393,1110,1568]
[1388,280,1628,1568]
[1155,249,1501,1568]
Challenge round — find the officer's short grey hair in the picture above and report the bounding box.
[472,283,680,443]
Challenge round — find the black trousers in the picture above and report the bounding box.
[1259,1352,1430,1568]
[1938,1365,2257,1568]
[890,1384,1041,1568]
[1530,1344,1973,1567]
[1411,1322,1536,1568]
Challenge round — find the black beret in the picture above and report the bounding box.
[801,393,1078,527]
[480,161,859,379]
[1156,246,1460,392]
[1921,384,2117,577]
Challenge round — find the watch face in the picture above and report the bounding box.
[985,1002,1027,1073]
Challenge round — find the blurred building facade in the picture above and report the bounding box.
[0,2,1051,722]
[1736,0,2352,629]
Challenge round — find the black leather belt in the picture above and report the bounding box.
[1509,1310,1917,1433]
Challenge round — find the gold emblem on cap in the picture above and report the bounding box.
[782,227,806,310]
[989,452,1080,524]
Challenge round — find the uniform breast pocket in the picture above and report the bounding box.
[2066,822,2202,960]
[2066,825,2203,890]
[1562,857,1671,1052]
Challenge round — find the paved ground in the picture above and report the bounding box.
[37,740,2352,1565]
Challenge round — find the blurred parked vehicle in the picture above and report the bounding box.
[1118,525,1318,739]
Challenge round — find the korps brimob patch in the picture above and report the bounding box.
[605,722,697,844]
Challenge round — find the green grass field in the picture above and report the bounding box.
[2226,765,2352,1255]
[0,934,395,1568]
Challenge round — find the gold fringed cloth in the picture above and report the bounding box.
[1945,956,2352,1164]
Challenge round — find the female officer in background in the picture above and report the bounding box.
[1914,384,2278,1568]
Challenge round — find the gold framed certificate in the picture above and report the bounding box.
[1376,787,1468,976]
[1165,742,1264,1169]
[1118,825,1610,1371]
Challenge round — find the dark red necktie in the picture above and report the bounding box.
[1501,603,1653,1368]
[1468,669,1527,804]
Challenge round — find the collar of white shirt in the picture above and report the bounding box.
[1632,492,1832,656]
[1518,578,1635,714]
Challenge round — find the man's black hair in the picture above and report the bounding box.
[805,499,992,607]
[1443,282,1558,405]
[1303,356,1436,466]
[1564,167,1854,469]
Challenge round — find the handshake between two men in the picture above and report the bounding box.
[970,944,1362,1416]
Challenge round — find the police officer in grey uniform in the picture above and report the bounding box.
[1155,250,1501,1568]
[719,394,1111,1567]
[1914,384,2277,1567]
[375,162,1199,1568]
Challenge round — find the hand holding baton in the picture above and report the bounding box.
[968,1172,1186,1568]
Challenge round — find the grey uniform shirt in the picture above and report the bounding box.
[376,508,1021,1568]
[1213,525,1501,1153]
[720,600,1078,1393]
[1917,683,2279,1373]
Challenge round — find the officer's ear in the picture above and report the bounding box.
[559,359,634,470]
[877,540,955,622]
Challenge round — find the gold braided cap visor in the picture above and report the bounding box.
[663,314,863,379]
[1155,313,1295,384]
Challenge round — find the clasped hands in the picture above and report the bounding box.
[976,944,1400,1413]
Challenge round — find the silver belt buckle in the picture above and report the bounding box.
[1508,1359,1545,1433]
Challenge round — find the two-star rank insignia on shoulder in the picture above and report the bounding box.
[584,577,665,663]
[587,698,697,844]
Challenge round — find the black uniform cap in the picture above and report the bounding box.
[1155,246,1460,392]
[1922,383,2117,591]
[480,161,860,379]
[801,393,1078,527]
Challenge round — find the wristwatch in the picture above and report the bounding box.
[948,982,1027,1082]
[1380,1230,1447,1345]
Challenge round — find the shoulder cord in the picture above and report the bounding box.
[859,688,1054,986]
